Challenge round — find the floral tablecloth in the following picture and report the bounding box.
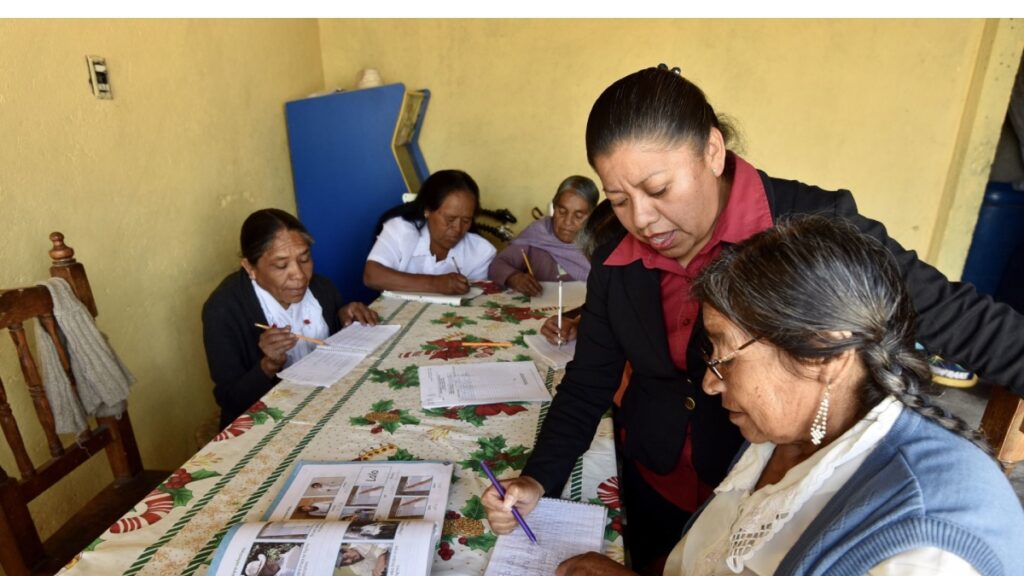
[59,283,623,575]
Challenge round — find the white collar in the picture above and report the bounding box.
[713,396,903,573]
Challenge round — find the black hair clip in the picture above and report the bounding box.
[656,63,682,75]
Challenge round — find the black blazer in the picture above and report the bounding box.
[523,170,1024,496]
[202,269,344,428]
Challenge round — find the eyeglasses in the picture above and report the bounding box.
[701,337,758,381]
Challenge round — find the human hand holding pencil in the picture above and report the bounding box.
[480,468,543,542]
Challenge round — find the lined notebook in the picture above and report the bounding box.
[381,286,484,306]
[277,324,400,387]
[484,498,607,576]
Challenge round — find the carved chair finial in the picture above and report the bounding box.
[48,232,76,266]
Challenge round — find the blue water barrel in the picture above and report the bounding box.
[961,181,1024,296]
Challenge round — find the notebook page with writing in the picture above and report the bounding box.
[276,348,365,387]
[484,498,607,576]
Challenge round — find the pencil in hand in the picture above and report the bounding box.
[521,249,536,278]
[254,323,326,346]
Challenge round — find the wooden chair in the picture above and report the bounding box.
[980,386,1024,475]
[0,232,167,576]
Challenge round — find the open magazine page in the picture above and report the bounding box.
[264,461,453,534]
[208,518,436,576]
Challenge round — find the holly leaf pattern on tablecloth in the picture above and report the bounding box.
[244,401,284,426]
[511,328,537,347]
[350,399,420,434]
[590,497,623,541]
[461,495,486,520]
[480,302,546,324]
[388,448,417,461]
[431,311,478,329]
[423,403,528,427]
[368,365,420,389]
[459,435,531,475]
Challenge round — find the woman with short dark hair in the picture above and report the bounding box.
[364,169,496,295]
[203,208,378,428]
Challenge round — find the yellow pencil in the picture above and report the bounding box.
[521,249,536,278]
[254,323,326,346]
[460,342,513,348]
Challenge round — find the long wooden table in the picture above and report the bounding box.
[57,285,623,575]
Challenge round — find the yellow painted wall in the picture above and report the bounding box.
[0,19,323,549]
[319,19,1023,278]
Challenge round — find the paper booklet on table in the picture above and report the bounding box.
[209,460,453,576]
[381,286,484,306]
[418,361,551,409]
[529,281,586,310]
[484,497,607,576]
[277,323,401,387]
[523,334,576,370]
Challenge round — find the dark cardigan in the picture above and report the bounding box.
[202,269,344,428]
[522,171,1024,496]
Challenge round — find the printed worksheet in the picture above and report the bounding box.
[418,361,550,409]
[484,498,607,576]
[276,348,365,387]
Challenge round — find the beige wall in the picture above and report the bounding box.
[319,19,1023,277]
[0,19,323,544]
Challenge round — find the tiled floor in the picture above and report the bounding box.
[927,382,1024,504]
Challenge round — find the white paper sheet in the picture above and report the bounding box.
[322,323,401,355]
[484,498,607,576]
[523,334,577,369]
[277,349,365,387]
[381,286,484,306]
[530,281,586,310]
[418,361,550,409]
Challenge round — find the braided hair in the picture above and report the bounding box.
[692,215,990,453]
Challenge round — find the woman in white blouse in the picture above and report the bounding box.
[549,217,1023,576]
[363,169,496,295]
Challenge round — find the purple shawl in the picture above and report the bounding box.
[508,217,591,282]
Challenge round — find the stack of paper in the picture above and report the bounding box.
[381,286,484,306]
[523,334,576,370]
[418,361,550,408]
[277,324,401,387]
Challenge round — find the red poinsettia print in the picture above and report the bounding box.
[598,476,621,509]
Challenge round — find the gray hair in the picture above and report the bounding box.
[553,175,599,210]
[692,215,989,453]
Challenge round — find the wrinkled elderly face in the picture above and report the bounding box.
[700,305,824,445]
[242,229,312,308]
[594,133,725,267]
[551,190,593,243]
[425,190,476,256]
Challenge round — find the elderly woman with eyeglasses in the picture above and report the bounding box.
[558,217,1024,575]
[482,67,1024,573]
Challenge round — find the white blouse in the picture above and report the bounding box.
[366,217,495,281]
[664,397,979,576]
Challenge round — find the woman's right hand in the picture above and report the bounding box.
[507,272,543,296]
[542,314,579,345]
[433,273,471,295]
[481,475,544,535]
[258,324,297,377]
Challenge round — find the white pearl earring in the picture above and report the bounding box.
[810,380,831,445]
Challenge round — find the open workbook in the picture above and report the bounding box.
[209,460,453,576]
[277,323,401,387]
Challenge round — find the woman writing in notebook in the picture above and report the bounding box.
[363,169,496,296]
[483,66,1024,573]
[488,175,599,296]
[202,208,378,428]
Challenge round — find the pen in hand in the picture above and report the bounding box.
[480,460,538,544]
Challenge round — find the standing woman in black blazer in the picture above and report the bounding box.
[482,66,1024,574]
[202,208,378,428]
